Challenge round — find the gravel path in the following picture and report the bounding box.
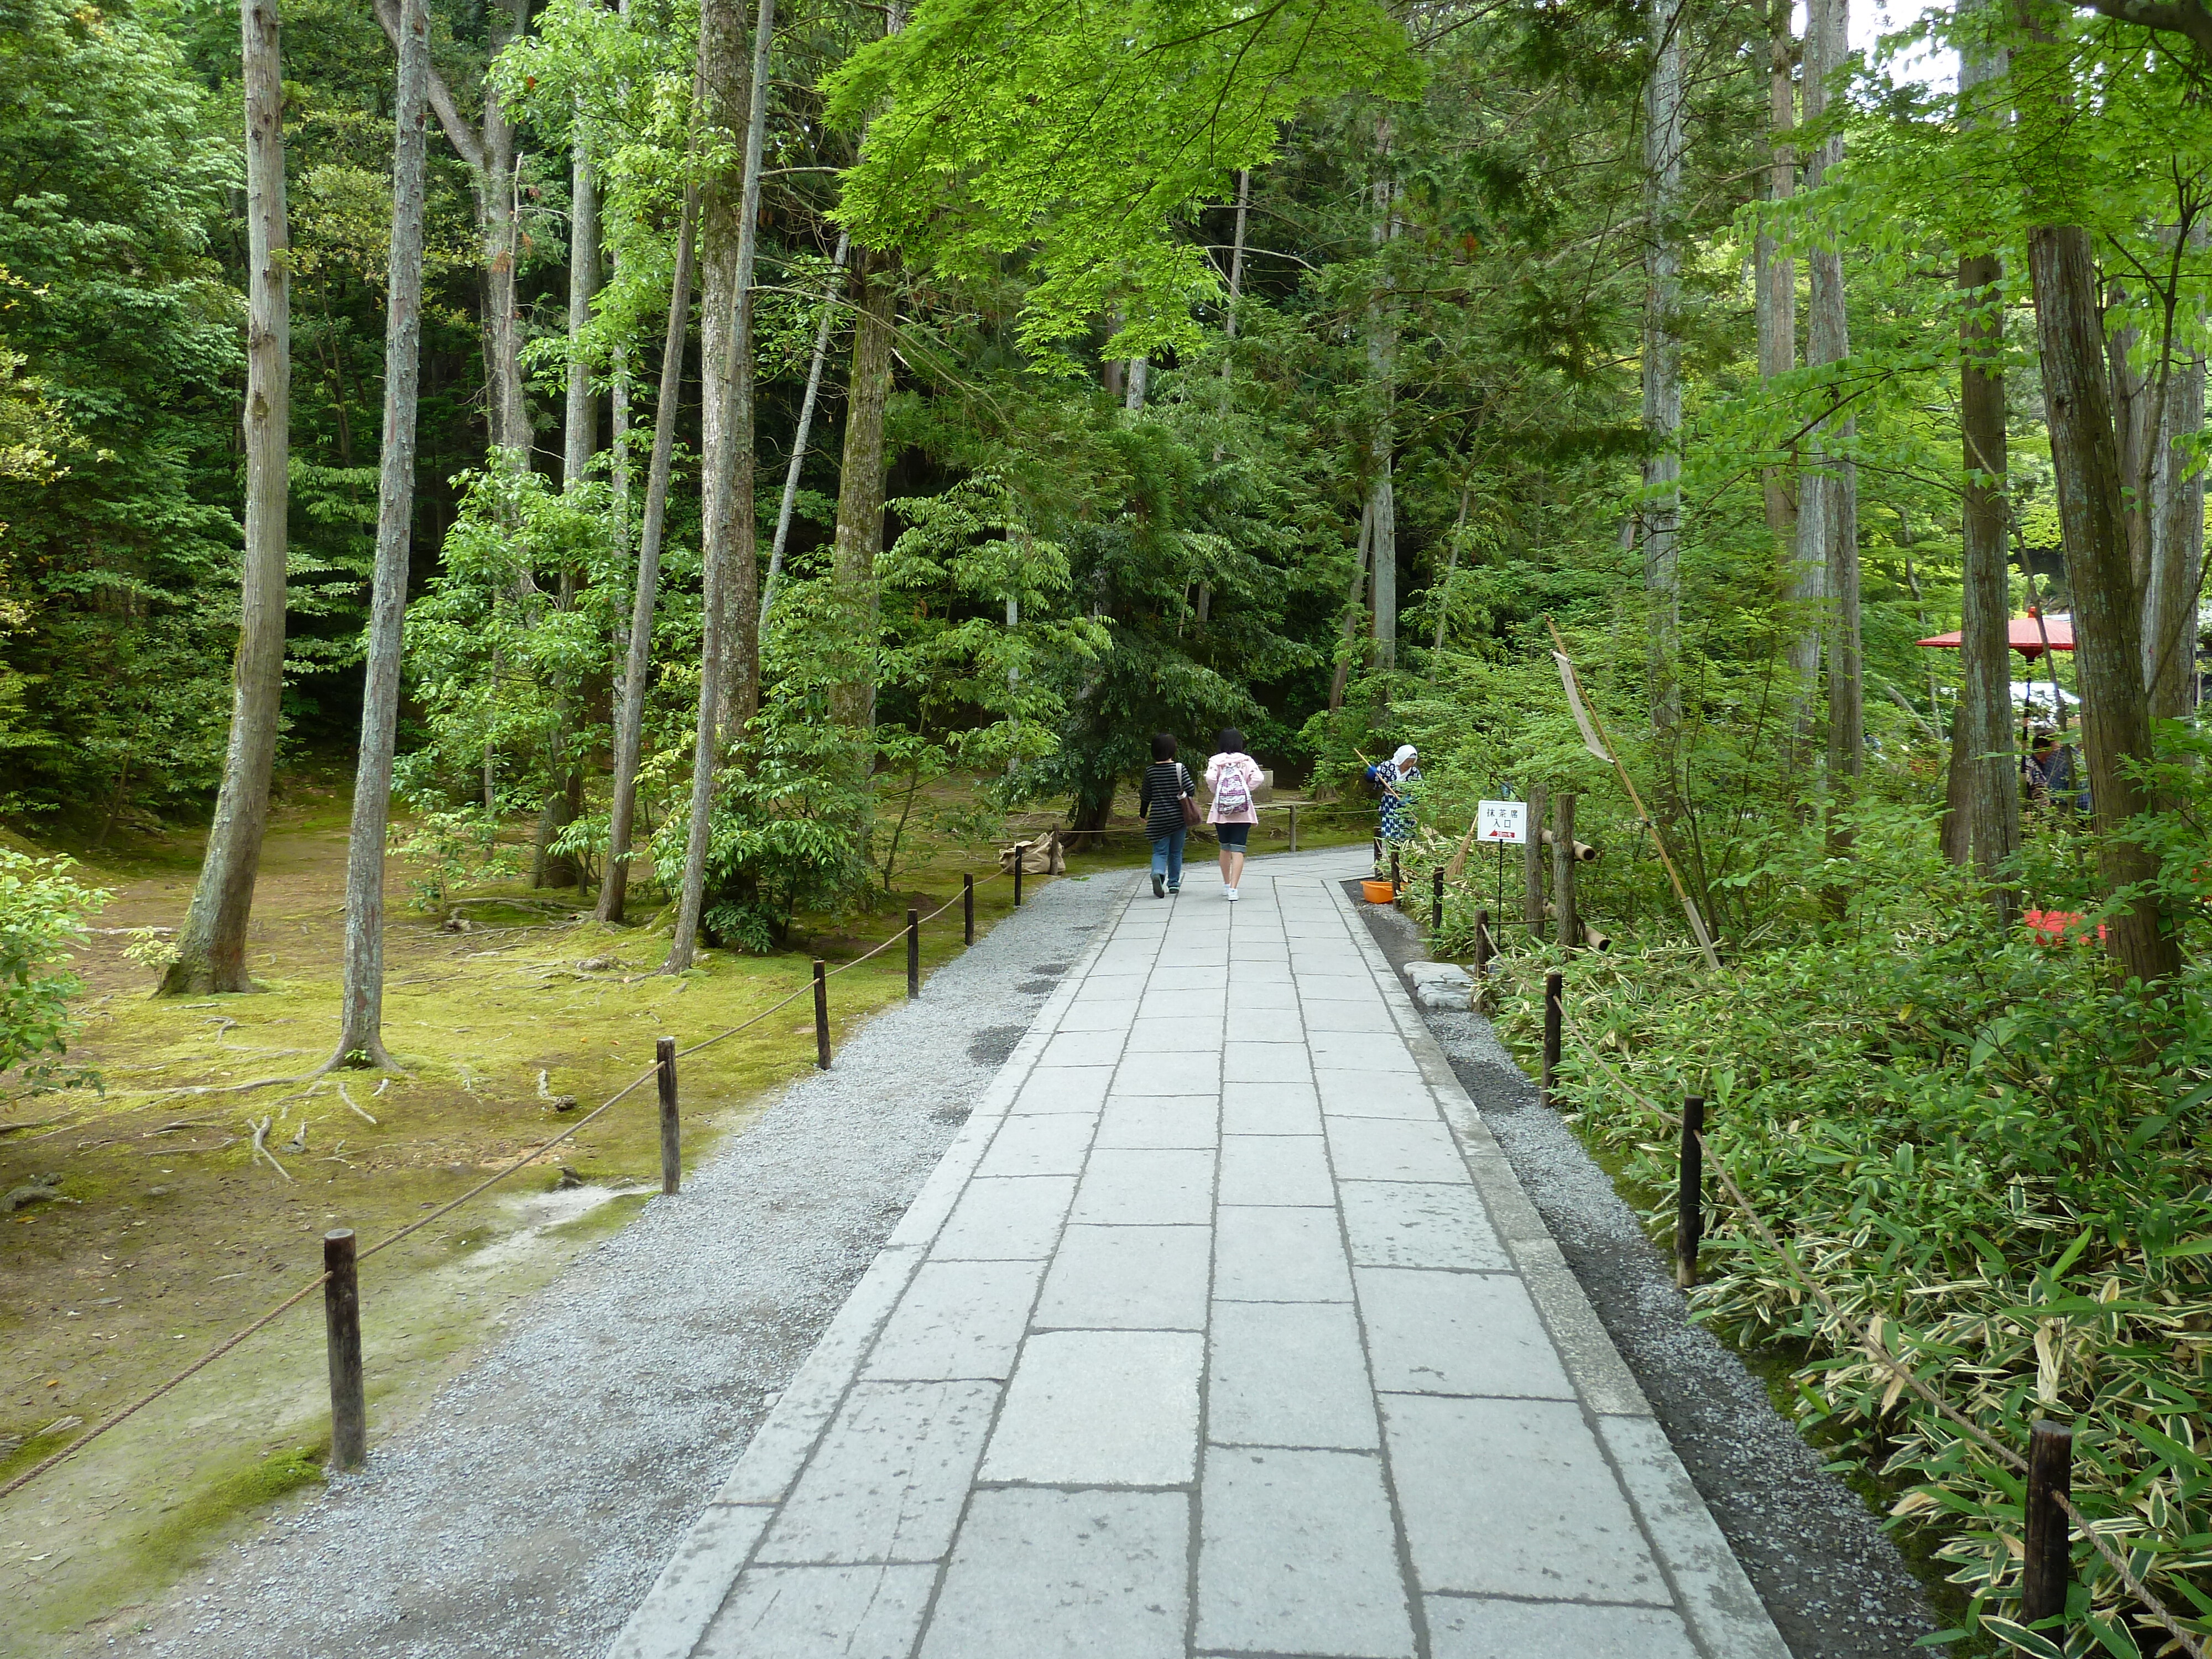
[1356,898,1942,1659]
[126,872,1129,1659]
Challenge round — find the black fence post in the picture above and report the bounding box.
[813,959,831,1069]
[1014,848,1025,908]
[2022,1420,2074,1631]
[1541,971,1563,1106]
[1288,802,1298,852]
[323,1229,366,1471]
[1676,1095,1704,1289]
[656,1036,680,1196]
[1390,847,1401,893]
[907,907,920,999]
[963,873,975,946]
[1473,908,1490,1004]
[1432,867,1444,935]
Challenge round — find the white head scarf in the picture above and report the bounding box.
[1391,744,1418,770]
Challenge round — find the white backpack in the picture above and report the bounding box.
[1213,757,1253,815]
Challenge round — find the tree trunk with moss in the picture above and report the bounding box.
[333,0,429,1065]
[162,0,290,997]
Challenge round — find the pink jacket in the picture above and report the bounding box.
[1204,752,1264,825]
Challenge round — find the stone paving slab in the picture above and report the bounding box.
[609,849,1793,1659]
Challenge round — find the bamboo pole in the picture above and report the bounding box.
[1545,618,1721,971]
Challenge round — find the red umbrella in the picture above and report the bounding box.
[1916,614,2075,661]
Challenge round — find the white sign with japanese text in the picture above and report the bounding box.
[1477,800,1528,844]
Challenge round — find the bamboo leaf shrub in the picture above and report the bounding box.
[1489,792,2212,1652]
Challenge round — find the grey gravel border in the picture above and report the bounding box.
[1350,893,1943,1659]
[604,873,1142,1659]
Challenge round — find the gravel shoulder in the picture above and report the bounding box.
[123,871,1129,1659]
[1353,893,1941,1659]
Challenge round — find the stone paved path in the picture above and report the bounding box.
[608,851,1792,1659]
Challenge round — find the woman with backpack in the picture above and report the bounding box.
[1136,733,1197,898]
[1204,727,1266,902]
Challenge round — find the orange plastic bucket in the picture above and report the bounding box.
[1361,879,1398,905]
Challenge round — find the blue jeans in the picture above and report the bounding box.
[1150,828,1186,889]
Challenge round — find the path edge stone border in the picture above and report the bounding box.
[603,873,1145,1659]
[1325,877,1793,1659]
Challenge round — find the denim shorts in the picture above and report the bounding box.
[1215,822,1250,849]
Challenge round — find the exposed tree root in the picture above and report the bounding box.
[247,1117,293,1180]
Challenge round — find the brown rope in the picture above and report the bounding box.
[0,1272,331,1502]
[2,864,1023,1504]
[1562,1022,2206,1658]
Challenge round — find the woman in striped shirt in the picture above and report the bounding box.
[1136,733,1195,898]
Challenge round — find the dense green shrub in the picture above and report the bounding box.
[0,848,107,1094]
[1488,793,2212,1655]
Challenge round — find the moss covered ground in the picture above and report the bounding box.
[0,775,1375,1651]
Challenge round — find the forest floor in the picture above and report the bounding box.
[0,772,1370,1652]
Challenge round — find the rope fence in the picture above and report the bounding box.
[1,860,1019,1504]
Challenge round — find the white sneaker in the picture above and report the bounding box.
[1224,886,1239,901]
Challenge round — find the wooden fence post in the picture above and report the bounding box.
[1676,1095,1704,1288]
[1390,847,1400,893]
[1524,781,1548,938]
[1553,791,1579,953]
[1288,802,1299,852]
[1432,867,1444,935]
[2022,1420,2074,1630]
[813,959,830,1069]
[963,873,975,946]
[1541,970,1563,1105]
[1473,907,1490,1006]
[907,907,920,999]
[1014,847,1025,907]
[656,1036,680,1195]
[323,1229,366,1470]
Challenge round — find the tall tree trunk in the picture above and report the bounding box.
[1945,21,2018,905]
[1367,453,1396,673]
[367,0,523,461]
[1431,480,1473,657]
[666,0,766,973]
[1804,0,1861,797]
[1954,248,2018,893]
[564,144,599,491]
[1328,495,1376,714]
[1365,118,1400,677]
[760,230,850,632]
[716,0,774,732]
[1196,169,1249,625]
[1761,2,1817,737]
[2147,324,2206,722]
[162,0,290,997]
[481,0,528,458]
[2027,222,2180,984]
[333,0,429,1063]
[2106,304,2157,592]
[599,187,697,925]
[1642,0,1686,737]
[1522,780,1547,936]
[1220,170,1250,374]
[2145,223,2206,722]
[827,247,899,735]
[538,134,602,890]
